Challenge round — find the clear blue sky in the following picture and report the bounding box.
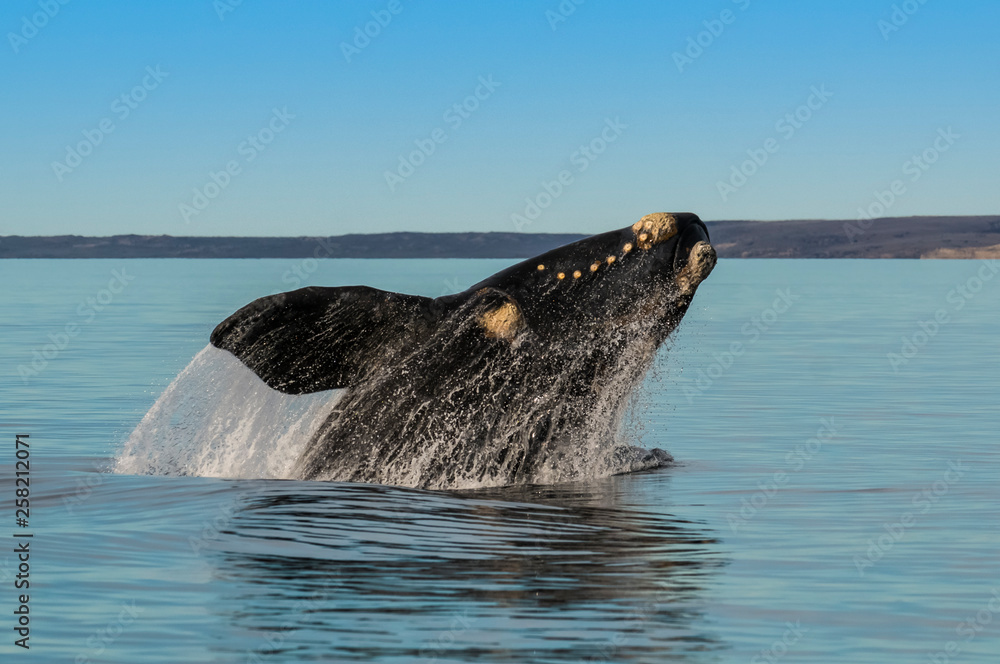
[1,0,997,236]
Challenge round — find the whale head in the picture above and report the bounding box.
[463,212,716,348]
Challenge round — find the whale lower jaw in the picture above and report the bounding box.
[676,241,717,297]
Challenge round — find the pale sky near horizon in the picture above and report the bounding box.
[2,0,997,237]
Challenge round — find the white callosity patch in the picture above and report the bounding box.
[632,212,679,250]
[115,345,343,479]
[677,241,717,296]
[478,299,525,340]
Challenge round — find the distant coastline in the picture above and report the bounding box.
[2,216,998,259]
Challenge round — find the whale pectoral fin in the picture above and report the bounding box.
[210,285,435,394]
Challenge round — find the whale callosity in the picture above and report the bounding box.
[478,300,525,340]
[542,212,683,286]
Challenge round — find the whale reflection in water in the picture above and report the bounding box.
[202,477,726,662]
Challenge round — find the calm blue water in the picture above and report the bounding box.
[1,257,998,663]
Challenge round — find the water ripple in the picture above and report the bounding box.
[195,479,727,662]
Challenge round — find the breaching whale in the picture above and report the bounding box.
[210,213,716,489]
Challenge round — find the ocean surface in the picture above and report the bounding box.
[1,257,998,663]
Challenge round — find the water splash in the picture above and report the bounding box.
[292,303,673,490]
[116,314,673,489]
[114,345,342,479]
